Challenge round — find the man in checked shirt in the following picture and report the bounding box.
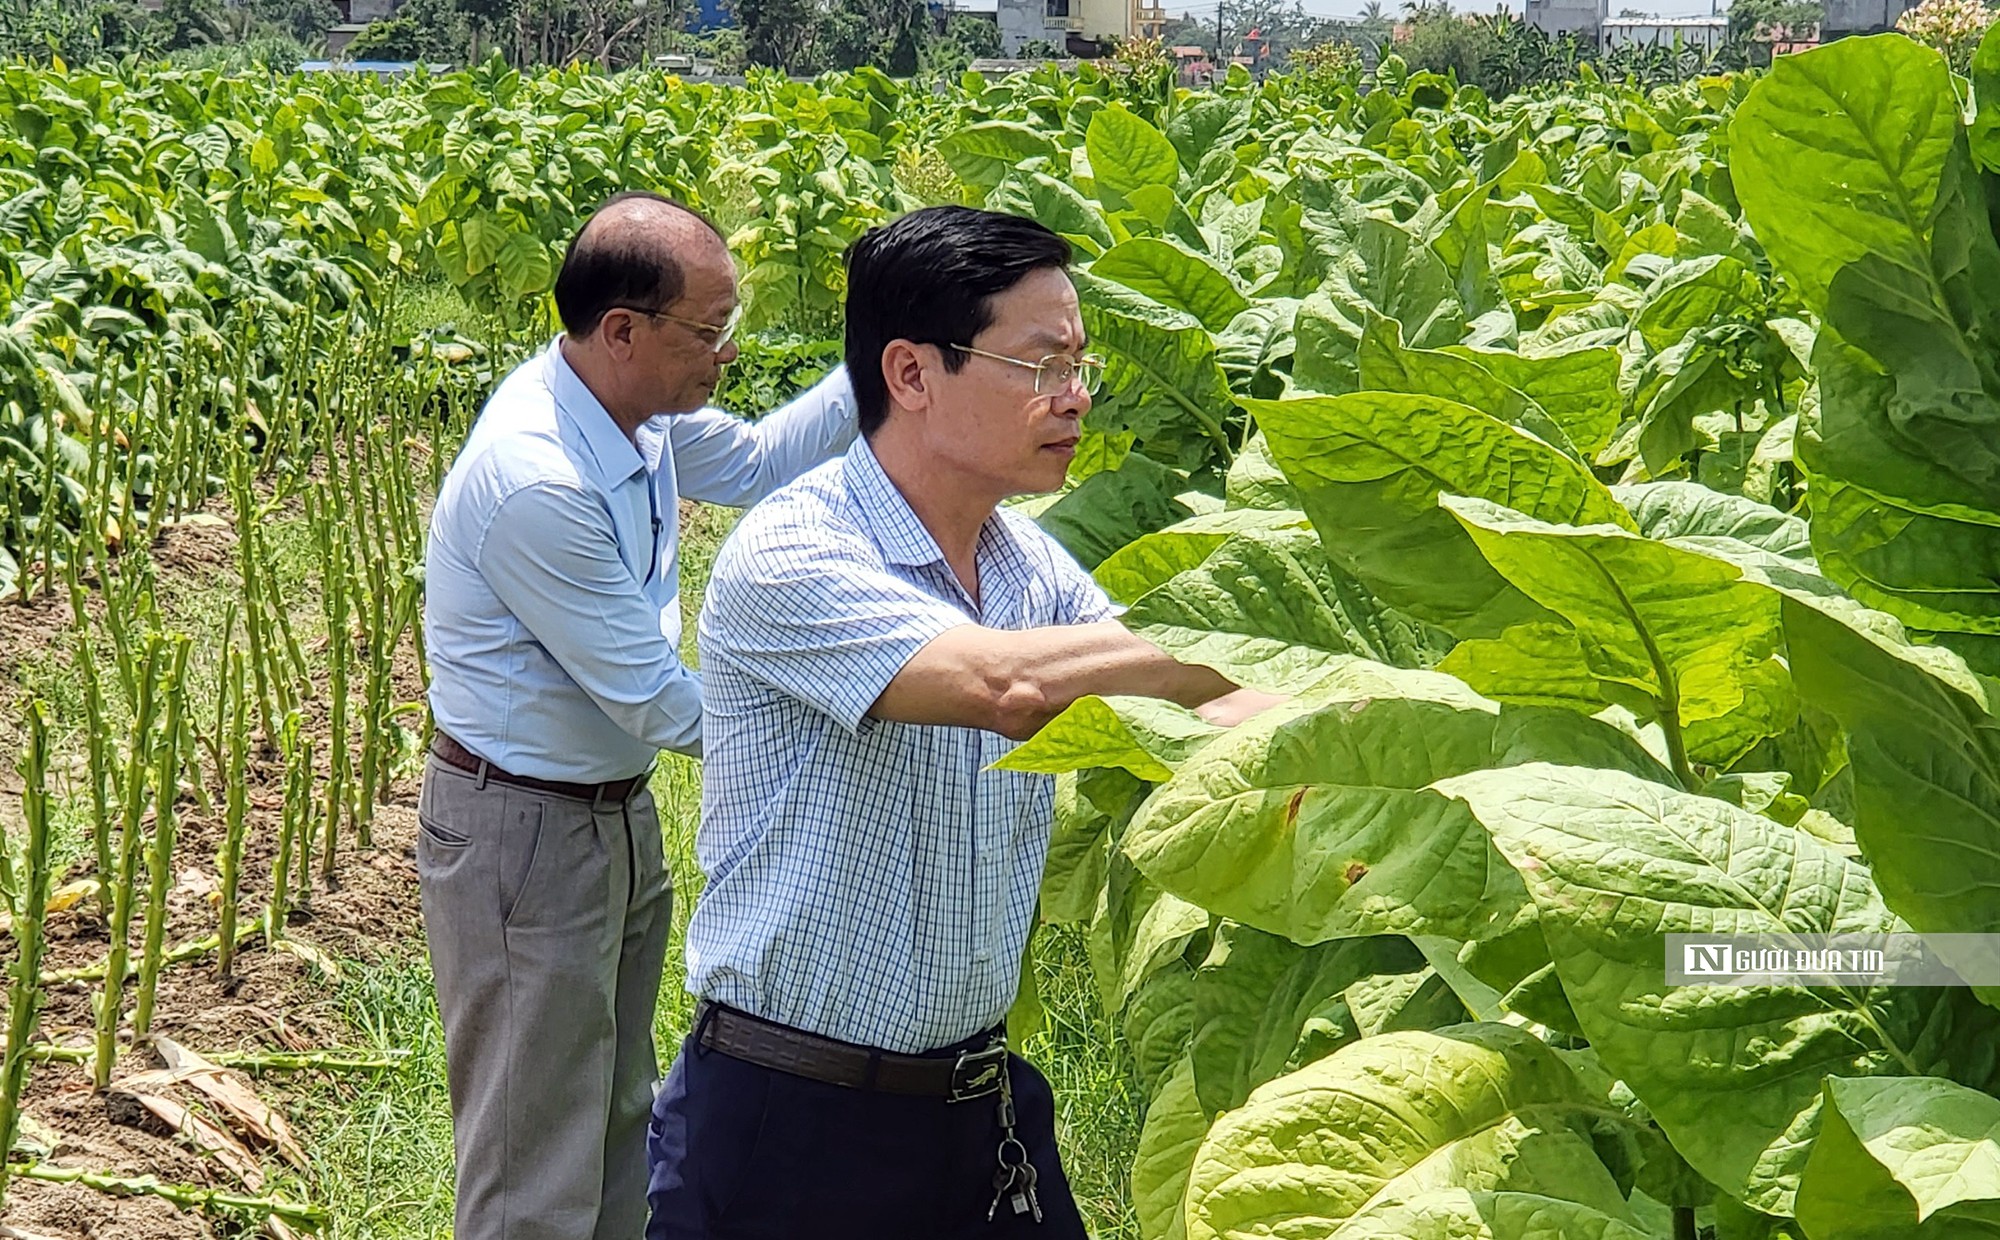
[646,206,1284,1239]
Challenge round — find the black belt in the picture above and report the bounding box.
[692,1002,1009,1103]
[429,732,650,805]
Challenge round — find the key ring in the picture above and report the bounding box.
[995,1136,1029,1169]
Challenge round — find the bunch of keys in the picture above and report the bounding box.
[985,1060,1043,1224]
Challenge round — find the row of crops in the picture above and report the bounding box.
[2,24,1999,1240]
[0,335,470,1225]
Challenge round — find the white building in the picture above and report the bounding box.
[990,0,1137,54]
[1600,14,1728,49]
[1524,0,1607,41]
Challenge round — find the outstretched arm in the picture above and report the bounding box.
[670,365,859,507]
[870,622,1278,741]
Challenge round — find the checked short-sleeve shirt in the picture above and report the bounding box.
[685,438,1116,1053]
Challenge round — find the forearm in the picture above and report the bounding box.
[991,622,1233,715]
[874,622,1235,740]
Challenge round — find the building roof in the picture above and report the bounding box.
[299,58,451,73]
[1600,14,1727,24]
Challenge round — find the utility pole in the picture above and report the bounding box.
[1216,0,1224,61]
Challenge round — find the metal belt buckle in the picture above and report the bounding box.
[946,1040,1008,1103]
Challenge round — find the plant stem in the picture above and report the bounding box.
[217,648,250,982]
[95,638,162,1090]
[133,635,192,1040]
[0,703,56,1211]
[5,1163,328,1227]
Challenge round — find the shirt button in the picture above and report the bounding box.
[973,948,991,963]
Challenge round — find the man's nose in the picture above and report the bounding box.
[717,340,741,365]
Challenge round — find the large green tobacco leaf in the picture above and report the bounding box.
[1087,105,1182,211]
[1246,391,1632,638]
[1435,763,2000,1216]
[1134,1053,1208,1240]
[1355,311,1579,456]
[1327,1189,1659,1240]
[987,167,1117,252]
[1813,152,2000,522]
[1792,1072,2000,1240]
[1166,95,1251,177]
[1036,449,1192,568]
[1635,255,1765,353]
[1782,598,2000,946]
[939,121,1060,189]
[1438,496,1796,769]
[1182,1024,1644,1240]
[1794,1076,2000,1239]
[1293,216,1464,395]
[1121,526,1453,690]
[1123,687,1667,946]
[1805,475,2000,636]
[1190,924,1433,1115]
[1731,36,1959,313]
[1074,272,1238,469]
[1091,848,1209,1015]
[1614,482,1813,562]
[1001,695,1222,783]
[1734,37,2000,639]
[1223,432,1299,511]
[1215,299,1301,399]
[1043,768,1143,924]
[1126,958,1199,1101]
[1091,238,1248,334]
[1439,341,1622,457]
[1094,509,1309,605]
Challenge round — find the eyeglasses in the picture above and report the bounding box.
[950,344,1106,396]
[611,302,742,354]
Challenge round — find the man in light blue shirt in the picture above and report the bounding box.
[420,191,856,1240]
[649,207,1279,1239]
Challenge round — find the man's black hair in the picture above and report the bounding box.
[843,206,1073,436]
[553,191,725,339]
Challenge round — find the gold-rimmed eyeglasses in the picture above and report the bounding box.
[951,344,1106,397]
[613,302,742,355]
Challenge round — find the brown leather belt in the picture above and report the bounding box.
[428,732,651,805]
[692,1002,1009,1102]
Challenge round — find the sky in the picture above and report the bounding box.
[1161,0,1727,23]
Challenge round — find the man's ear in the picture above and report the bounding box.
[880,340,933,415]
[598,310,637,361]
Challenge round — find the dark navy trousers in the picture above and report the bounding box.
[645,1029,1089,1240]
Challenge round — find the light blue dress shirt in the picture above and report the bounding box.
[686,439,1116,1052]
[424,342,857,781]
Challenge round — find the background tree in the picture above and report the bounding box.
[924,9,998,69]
[349,0,468,60]
[732,0,820,70]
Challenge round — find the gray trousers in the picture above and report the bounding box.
[417,755,671,1240]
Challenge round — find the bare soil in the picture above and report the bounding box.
[0,503,431,1240]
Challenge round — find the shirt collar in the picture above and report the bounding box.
[841,439,1030,580]
[545,341,646,486]
[843,438,948,568]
